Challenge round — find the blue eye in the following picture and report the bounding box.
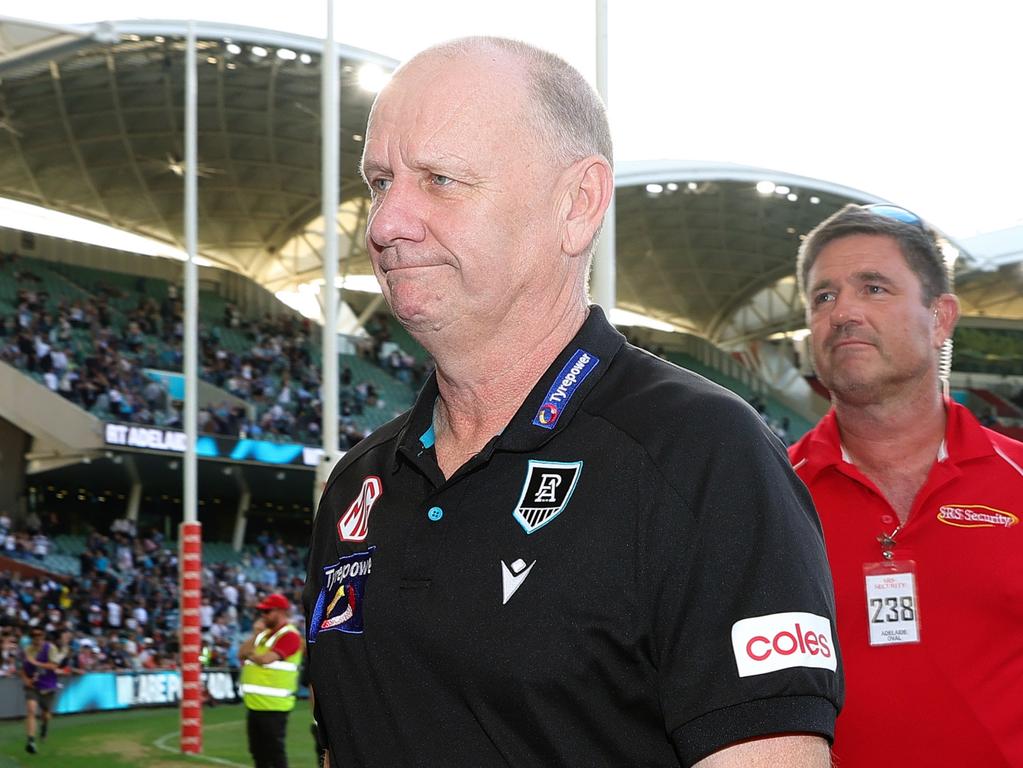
[371,178,391,193]
[432,174,453,186]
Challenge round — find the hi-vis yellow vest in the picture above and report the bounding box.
[240,624,302,712]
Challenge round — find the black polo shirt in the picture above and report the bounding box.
[303,306,842,767]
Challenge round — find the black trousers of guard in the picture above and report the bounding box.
[247,708,290,768]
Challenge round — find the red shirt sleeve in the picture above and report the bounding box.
[270,629,301,659]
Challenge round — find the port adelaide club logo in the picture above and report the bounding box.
[513,460,583,534]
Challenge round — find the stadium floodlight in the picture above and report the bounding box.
[756,180,775,194]
[358,64,390,92]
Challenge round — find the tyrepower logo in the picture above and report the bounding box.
[731,612,837,678]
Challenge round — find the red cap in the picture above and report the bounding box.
[256,593,290,611]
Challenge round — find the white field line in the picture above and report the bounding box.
[152,721,250,768]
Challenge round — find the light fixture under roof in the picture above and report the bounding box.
[756,181,775,194]
[775,185,791,195]
[251,45,268,58]
[787,193,798,202]
[666,182,679,191]
[810,196,821,204]
[226,42,242,55]
[277,48,297,61]
[646,183,664,194]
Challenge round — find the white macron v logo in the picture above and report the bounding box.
[501,558,536,605]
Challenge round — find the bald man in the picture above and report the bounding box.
[304,37,842,768]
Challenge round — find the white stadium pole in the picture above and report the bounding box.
[592,0,616,314]
[319,0,341,497]
[179,20,204,756]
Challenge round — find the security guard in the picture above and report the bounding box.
[239,593,303,768]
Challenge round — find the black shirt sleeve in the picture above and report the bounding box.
[638,385,842,764]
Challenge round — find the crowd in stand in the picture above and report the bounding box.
[0,513,306,678]
[356,312,429,387]
[0,270,185,428]
[1,510,56,563]
[0,252,431,450]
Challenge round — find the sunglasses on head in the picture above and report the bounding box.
[863,203,925,230]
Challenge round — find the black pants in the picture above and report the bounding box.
[247,708,290,768]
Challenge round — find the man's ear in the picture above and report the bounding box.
[933,293,960,348]
[560,156,614,258]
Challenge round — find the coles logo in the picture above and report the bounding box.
[536,404,558,426]
[937,504,1018,529]
[337,476,383,542]
[731,612,837,678]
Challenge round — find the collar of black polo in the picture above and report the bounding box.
[393,305,626,464]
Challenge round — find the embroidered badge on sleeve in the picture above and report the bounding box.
[308,547,375,642]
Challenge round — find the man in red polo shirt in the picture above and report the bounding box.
[790,203,1023,767]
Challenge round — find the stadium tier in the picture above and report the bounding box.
[0,252,424,447]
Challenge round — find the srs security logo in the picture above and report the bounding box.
[731,612,836,678]
[937,504,1018,529]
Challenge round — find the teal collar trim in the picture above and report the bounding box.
[419,422,436,449]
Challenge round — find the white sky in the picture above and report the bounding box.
[3,0,1022,239]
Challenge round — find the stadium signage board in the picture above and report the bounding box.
[103,422,325,468]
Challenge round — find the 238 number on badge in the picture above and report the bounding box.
[869,595,915,623]
[863,564,920,645]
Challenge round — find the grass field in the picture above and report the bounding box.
[0,703,318,768]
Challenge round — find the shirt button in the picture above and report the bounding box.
[427,506,443,522]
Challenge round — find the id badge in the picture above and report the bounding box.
[863,560,920,646]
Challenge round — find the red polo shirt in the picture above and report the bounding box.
[790,401,1023,767]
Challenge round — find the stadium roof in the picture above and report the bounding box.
[1,17,1020,348]
[0,17,391,276]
